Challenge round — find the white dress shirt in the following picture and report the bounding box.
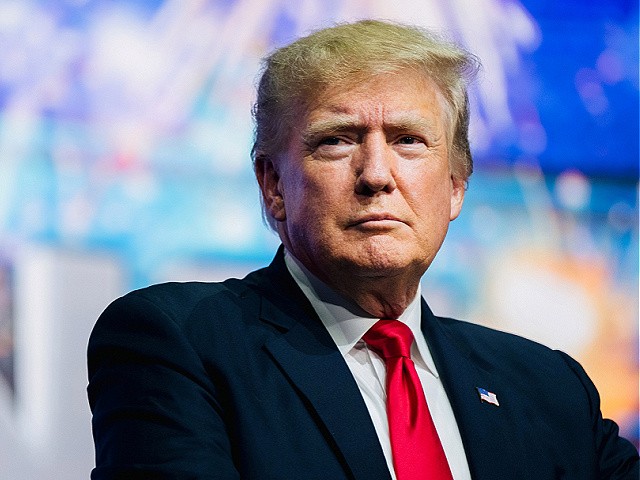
[284,252,471,480]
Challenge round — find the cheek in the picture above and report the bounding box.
[407,176,454,226]
[282,175,330,226]
[404,162,451,199]
[287,165,351,212]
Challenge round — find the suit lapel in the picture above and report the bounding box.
[420,301,534,480]
[251,250,537,479]
[253,249,391,480]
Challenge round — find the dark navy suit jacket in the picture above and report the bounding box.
[87,248,638,479]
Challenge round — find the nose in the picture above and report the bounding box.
[354,134,397,195]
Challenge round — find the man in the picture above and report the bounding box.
[87,20,638,479]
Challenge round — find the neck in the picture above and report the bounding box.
[287,251,422,318]
[328,273,420,318]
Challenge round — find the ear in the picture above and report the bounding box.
[255,154,286,222]
[449,175,466,221]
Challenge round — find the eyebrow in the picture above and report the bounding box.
[300,116,360,144]
[301,112,440,144]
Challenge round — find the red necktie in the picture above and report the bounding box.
[363,319,453,480]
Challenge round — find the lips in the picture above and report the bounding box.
[349,213,405,227]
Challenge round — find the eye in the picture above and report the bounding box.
[308,134,354,160]
[396,136,422,145]
[319,136,343,146]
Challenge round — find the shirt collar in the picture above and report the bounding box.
[284,249,439,378]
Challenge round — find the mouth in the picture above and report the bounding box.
[348,213,406,229]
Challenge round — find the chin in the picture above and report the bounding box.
[339,239,424,274]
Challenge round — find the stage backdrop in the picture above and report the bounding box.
[0,1,637,478]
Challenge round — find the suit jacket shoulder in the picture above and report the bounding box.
[88,253,390,480]
[87,250,638,480]
[422,309,639,480]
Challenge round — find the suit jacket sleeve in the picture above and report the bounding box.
[557,351,639,480]
[87,290,240,480]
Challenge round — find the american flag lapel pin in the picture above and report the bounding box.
[476,387,500,406]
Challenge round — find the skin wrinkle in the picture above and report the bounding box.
[253,22,479,235]
[296,85,454,179]
[300,114,445,153]
[260,70,465,318]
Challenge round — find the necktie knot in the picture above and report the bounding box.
[363,319,413,359]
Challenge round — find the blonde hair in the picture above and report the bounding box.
[252,20,479,221]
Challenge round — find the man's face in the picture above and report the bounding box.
[259,70,465,285]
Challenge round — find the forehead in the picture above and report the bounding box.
[299,70,452,134]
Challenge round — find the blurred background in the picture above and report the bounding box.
[0,0,637,478]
